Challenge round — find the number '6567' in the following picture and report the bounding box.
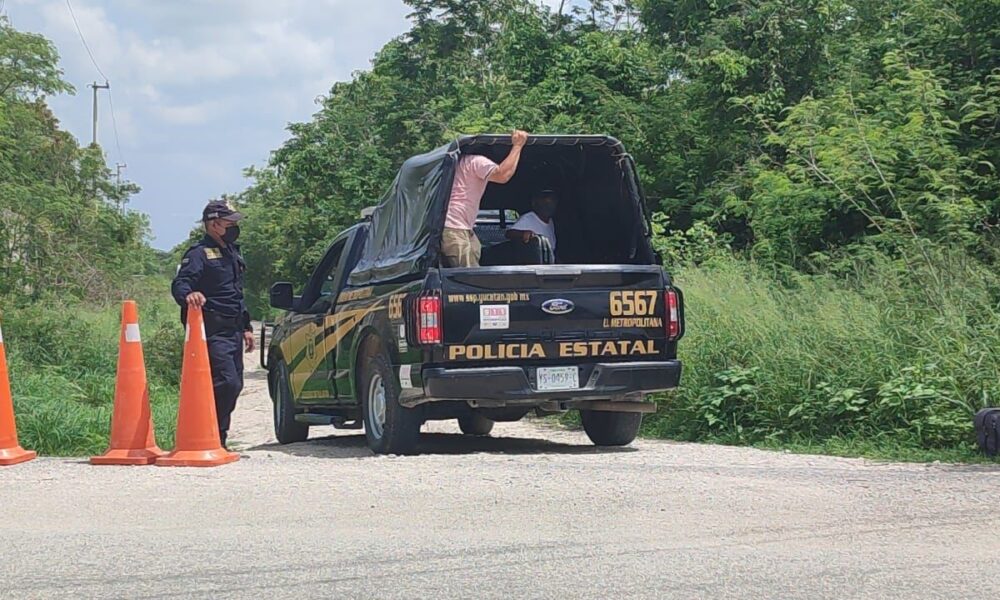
[609,291,658,316]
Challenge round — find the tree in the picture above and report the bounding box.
[234,0,1000,309]
[0,17,153,303]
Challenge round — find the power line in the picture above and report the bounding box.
[66,0,127,165]
[107,88,125,163]
[65,0,108,81]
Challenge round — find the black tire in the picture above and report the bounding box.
[458,413,494,436]
[273,359,309,444]
[580,410,642,446]
[359,341,421,455]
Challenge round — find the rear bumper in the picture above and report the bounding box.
[420,360,681,404]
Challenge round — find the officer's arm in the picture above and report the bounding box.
[242,309,252,332]
[171,249,205,306]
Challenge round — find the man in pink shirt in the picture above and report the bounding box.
[441,130,529,267]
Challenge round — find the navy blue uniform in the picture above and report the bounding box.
[171,235,251,446]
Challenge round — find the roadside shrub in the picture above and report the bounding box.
[650,214,732,267]
[647,250,1000,455]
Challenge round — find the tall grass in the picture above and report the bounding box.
[647,251,1000,459]
[2,291,183,456]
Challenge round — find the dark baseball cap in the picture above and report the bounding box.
[202,200,244,222]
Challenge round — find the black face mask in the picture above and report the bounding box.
[222,224,240,244]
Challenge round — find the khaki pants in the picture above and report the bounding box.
[441,227,481,267]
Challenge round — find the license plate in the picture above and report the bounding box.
[536,366,579,391]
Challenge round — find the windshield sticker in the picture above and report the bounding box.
[479,305,510,330]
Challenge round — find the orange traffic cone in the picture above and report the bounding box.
[91,301,165,465]
[157,306,238,467]
[0,320,36,466]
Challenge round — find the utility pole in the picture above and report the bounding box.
[89,81,110,146]
[115,162,127,215]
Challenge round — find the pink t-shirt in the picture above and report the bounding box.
[445,155,498,230]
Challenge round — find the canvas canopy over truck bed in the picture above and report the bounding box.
[348,134,656,286]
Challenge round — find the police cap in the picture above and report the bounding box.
[202,200,244,223]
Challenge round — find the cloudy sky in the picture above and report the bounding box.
[5,0,421,249]
[7,1,569,249]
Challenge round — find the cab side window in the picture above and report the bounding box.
[302,240,345,314]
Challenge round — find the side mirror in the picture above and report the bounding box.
[269,282,298,311]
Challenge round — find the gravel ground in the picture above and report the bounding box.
[2,348,999,599]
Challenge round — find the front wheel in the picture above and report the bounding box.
[360,342,421,455]
[273,359,309,444]
[580,410,642,446]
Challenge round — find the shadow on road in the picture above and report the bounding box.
[244,368,268,382]
[247,431,635,459]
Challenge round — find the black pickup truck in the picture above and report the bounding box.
[264,135,684,454]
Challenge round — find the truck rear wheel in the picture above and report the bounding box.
[273,359,309,444]
[360,342,421,455]
[580,409,642,446]
[458,413,494,436]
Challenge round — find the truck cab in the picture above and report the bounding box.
[265,135,684,454]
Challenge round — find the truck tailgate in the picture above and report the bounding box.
[438,265,671,364]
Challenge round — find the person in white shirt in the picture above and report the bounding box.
[506,190,558,254]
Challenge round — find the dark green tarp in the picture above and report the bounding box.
[348,135,641,286]
[347,142,457,285]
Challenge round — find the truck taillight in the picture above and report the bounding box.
[665,289,680,341]
[417,295,442,345]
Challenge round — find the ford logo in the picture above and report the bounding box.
[542,299,575,315]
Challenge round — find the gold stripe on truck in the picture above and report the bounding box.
[279,309,359,368]
[288,302,385,397]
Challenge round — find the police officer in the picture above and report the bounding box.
[171,200,254,449]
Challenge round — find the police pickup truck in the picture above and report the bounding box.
[264,135,684,454]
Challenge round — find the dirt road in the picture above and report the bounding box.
[2,350,998,599]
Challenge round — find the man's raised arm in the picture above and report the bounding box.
[487,130,529,184]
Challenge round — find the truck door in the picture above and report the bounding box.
[287,238,347,405]
[300,227,367,406]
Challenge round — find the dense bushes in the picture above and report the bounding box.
[647,252,999,456]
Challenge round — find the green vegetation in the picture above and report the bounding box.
[643,251,998,461]
[0,20,156,301]
[236,1,1000,459]
[4,2,1000,459]
[4,295,182,456]
[0,17,180,456]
